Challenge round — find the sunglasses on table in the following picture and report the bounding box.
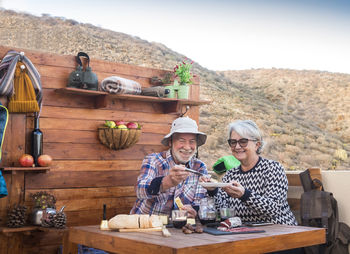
[227,138,258,148]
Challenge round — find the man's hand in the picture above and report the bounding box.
[181,205,197,218]
[161,165,190,191]
[222,180,245,198]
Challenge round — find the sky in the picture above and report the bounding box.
[2,0,350,74]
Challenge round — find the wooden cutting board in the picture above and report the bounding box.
[117,227,163,232]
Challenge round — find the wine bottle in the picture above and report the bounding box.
[31,116,43,166]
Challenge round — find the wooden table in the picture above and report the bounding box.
[63,224,325,254]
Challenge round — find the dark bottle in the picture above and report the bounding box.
[31,116,43,166]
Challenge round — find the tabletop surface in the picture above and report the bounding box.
[66,224,325,254]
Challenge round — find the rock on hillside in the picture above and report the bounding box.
[0,9,349,170]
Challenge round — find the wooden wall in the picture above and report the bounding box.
[0,46,201,253]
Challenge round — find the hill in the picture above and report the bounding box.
[0,9,349,170]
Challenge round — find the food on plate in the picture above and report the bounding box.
[108,214,163,229]
[174,197,184,209]
[162,226,171,237]
[217,217,242,231]
[181,223,203,234]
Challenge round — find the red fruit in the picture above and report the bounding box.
[38,154,53,167]
[115,120,126,126]
[19,154,34,167]
[126,122,138,129]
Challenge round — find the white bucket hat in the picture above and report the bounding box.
[161,116,207,147]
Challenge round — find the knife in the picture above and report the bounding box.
[184,167,204,176]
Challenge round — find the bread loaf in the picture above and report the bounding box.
[139,214,149,229]
[150,215,163,228]
[108,214,163,229]
[108,214,139,229]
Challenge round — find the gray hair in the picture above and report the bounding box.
[227,120,265,154]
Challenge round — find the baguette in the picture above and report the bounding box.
[108,214,139,229]
[139,214,149,229]
[108,214,164,229]
[150,215,163,228]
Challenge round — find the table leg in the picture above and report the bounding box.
[62,231,78,254]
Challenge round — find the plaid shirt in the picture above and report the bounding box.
[130,149,208,216]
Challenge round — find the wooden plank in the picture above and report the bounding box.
[0,46,176,81]
[42,88,164,112]
[65,224,325,254]
[48,160,142,172]
[0,226,38,234]
[0,234,7,254]
[25,186,135,201]
[44,143,163,160]
[36,64,154,88]
[1,114,26,167]
[6,233,24,253]
[117,227,162,232]
[52,196,136,212]
[1,167,49,172]
[27,117,171,133]
[40,105,175,123]
[25,170,140,189]
[64,208,132,226]
[38,129,163,145]
[62,231,78,254]
[287,198,301,212]
[287,173,301,187]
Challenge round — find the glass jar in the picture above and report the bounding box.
[198,197,216,225]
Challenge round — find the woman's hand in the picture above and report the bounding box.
[222,180,245,198]
[181,205,197,218]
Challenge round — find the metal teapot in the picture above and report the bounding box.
[32,207,56,225]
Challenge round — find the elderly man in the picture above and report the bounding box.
[130,116,209,218]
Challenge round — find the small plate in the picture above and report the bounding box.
[199,182,231,188]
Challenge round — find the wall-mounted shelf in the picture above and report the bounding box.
[1,167,50,173]
[0,226,39,236]
[0,226,67,236]
[55,87,211,113]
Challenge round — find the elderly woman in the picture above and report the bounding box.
[214,120,297,225]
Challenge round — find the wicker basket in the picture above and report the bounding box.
[98,127,141,150]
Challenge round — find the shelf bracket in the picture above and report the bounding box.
[163,101,181,114]
[95,95,108,108]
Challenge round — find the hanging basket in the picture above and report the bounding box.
[98,127,141,150]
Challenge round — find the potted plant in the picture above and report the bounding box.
[173,59,195,99]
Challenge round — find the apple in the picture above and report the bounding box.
[126,122,138,129]
[115,120,126,126]
[104,120,116,128]
[19,154,34,167]
[117,124,128,129]
[38,154,53,167]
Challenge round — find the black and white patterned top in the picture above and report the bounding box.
[215,157,297,225]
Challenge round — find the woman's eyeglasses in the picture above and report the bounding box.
[227,138,257,148]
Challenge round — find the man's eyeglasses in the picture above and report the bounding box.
[227,138,257,148]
